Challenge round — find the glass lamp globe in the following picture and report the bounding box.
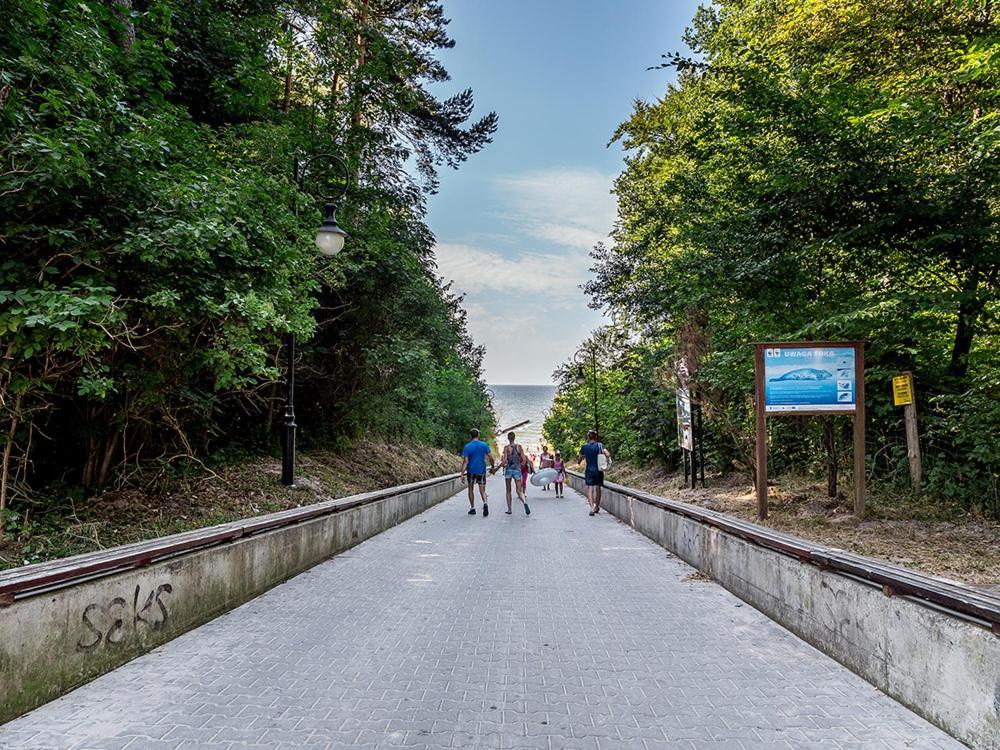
[315,203,348,256]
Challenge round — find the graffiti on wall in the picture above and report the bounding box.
[77,583,173,651]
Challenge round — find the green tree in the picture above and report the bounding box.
[0,0,497,529]
[575,0,1000,513]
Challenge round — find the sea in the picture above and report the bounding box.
[489,384,557,454]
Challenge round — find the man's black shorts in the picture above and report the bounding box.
[467,473,487,486]
[584,469,604,487]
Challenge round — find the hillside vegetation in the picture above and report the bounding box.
[0,441,462,570]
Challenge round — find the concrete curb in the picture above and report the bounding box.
[568,473,1000,749]
[0,474,463,725]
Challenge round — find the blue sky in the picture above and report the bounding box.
[427,0,703,384]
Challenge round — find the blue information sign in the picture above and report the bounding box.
[763,346,856,413]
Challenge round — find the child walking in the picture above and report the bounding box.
[553,451,566,498]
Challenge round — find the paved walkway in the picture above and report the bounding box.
[0,475,961,750]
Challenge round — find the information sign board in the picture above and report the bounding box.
[754,341,866,521]
[892,374,913,406]
[675,387,693,451]
[763,345,857,414]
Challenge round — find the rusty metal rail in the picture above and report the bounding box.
[569,472,1000,633]
[0,473,460,606]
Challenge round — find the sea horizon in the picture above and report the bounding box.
[488,384,557,453]
[488,382,555,387]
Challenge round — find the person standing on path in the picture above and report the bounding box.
[460,428,495,517]
[579,431,611,516]
[499,431,530,516]
[539,446,555,491]
[553,451,566,498]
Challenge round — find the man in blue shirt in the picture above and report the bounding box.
[461,428,495,517]
[579,430,611,516]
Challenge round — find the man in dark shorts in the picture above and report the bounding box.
[461,428,495,516]
[578,430,611,516]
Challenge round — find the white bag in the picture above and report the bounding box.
[597,447,610,471]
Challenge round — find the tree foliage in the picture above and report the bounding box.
[0,0,497,522]
[547,0,1000,514]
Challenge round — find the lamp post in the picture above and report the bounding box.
[572,343,599,439]
[282,153,350,487]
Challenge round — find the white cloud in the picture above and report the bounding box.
[460,300,491,320]
[432,166,616,382]
[472,307,607,385]
[536,223,606,250]
[434,166,616,299]
[496,167,618,239]
[435,242,587,303]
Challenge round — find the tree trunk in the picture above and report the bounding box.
[109,0,135,53]
[97,431,118,488]
[948,270,982,381]
[351,0,370,130]
[282,57,293,113]
[82,405,103,489]
[346,0,371,183]
[82,436,99,489]
[0,394,22,537]
[824,417,837,498]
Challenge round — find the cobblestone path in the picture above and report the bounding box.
[0,475,962,749]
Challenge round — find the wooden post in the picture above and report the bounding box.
[754,345,768,520]
[697,402,706,487]
[824,417,837,498]
[902,371,922,487]
[853,345,865,518]
[690,400,698,490]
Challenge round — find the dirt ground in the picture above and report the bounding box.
[0,441,461,571]
[599,462,1000,588]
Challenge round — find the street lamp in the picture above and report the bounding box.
[282,153,350,487]
[572,343,600,439]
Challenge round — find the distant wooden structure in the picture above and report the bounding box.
[496,420,530,434]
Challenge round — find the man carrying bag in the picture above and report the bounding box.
[579,430,611,516]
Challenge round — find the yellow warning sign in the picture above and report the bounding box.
[892,374,913,406]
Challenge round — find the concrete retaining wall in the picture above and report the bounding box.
[569,474,1000,749]
[0,474,463,724]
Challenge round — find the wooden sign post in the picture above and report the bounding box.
[893,372,922,488]
[754,342,865,520]
[753,345,768,520]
